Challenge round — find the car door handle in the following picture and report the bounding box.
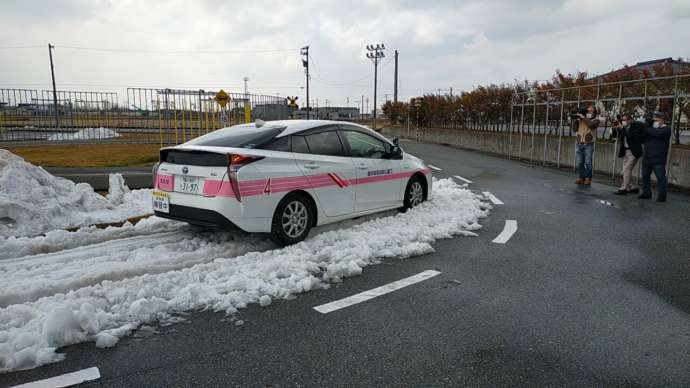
[357,163,368,170]
[304,163,320,169]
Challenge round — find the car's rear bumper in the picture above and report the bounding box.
[155,204,243,231]
[155,190,274,233]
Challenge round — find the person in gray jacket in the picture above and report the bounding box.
[639,111,672,202]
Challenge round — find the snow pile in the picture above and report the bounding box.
[0,178,490,373]
[0,150,151,238]
[47,127,120,141]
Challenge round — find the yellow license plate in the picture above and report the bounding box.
[152,190,170,213]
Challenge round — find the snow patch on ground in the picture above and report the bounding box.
[47,127,120,142]
[0,150,152,238]
[0,178,489,373]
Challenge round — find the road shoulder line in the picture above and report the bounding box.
[313,270,442,314]
[492,220,518,244]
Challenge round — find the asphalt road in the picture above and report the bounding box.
[46,166,153,191]
[4,141,690,387]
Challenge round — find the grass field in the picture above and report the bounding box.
[5,143,161,167]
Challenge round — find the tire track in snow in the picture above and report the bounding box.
[0,226,273,307]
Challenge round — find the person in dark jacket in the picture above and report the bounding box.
[613,114,645,195]
[639,111,672,202]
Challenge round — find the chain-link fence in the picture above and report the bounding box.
[0,87,291,145]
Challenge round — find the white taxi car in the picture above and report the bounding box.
[152,120,431,245]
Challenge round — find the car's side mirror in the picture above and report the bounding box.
[390,145,403,159]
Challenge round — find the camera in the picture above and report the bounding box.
[569,108,588,119]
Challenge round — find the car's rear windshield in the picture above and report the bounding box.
[187,125,283,148]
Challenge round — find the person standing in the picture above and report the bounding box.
[613,114,645,195]
[639,111,672,202]
[573,105,600,185]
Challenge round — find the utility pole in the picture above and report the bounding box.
[361,95,364,120]
[449,87,453,98]
[366,43,385,130]
[48,43,59,129]
[366,97,369,117]
[394,50,398,103]
[301,46,310,119]
[437,88,442,96]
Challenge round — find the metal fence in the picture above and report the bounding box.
[413,75,690,146]
[0,87,290,145]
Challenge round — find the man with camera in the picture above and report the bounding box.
[572,105,600,185]
[639,111,672,202]
[612,113,645,195]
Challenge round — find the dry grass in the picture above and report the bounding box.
[5,143,161,167]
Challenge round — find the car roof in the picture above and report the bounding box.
[230,120,373,137]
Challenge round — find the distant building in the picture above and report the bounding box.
[593,57,690,80]
[252,103,294,121]
[292,106,360,120]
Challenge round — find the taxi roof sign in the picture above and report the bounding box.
[214,89,231,107]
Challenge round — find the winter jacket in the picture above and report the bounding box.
[617,121,645,158]
[642,124,672,165]
[572,116,600,144]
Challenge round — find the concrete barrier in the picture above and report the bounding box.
[383,126,690,190]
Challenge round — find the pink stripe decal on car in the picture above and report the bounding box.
[200,169,428,199]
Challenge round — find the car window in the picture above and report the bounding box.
[187,125,282,148]
[291,135,310,153]
[342,130,388,159]
[257,135,290,152]
[303,131,345,156]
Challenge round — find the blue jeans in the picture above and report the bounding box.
[575,143,594,179]
[641,163,667,199]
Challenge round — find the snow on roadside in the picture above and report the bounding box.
[47,127,120,142]
[0,217,185,261]
[0,178,490,373]
[0,150,151,238]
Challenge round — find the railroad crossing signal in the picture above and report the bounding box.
[413,97,423,109]
[214,89,231,108]
[286,96,299,108]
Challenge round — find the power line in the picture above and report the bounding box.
[0,45,44,50]
[55,45,300,54]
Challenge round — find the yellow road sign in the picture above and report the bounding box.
[214,89,231,108]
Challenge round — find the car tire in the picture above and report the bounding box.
[402,175,426,212]
[270,192,314,246]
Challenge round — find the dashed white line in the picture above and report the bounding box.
[453,175,472,184]
[428,165,443,171]
[10,367,101,388]
[483,191,504,205]
[492,220,518,244]
[313,270,442,314]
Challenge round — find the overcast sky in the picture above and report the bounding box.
[1,0,689,108]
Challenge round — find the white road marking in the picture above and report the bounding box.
[313,270,442,314]
[11,367,101,388]
[482,191,504,205]
[428,165,443,171]
[453,175,472,184]
[492,220,518,244]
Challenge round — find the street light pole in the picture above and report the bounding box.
[48,43,59,129]
[301,46,310,119]
[366,43,385,130]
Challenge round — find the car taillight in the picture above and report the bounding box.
[152,162,161,188]
[226,154,264,202]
